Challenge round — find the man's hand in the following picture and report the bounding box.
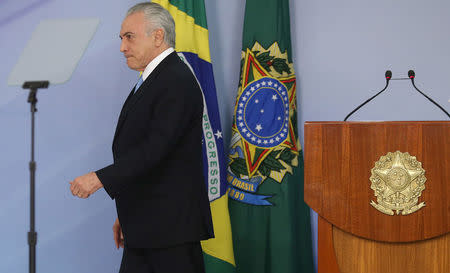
[113,218,124,249]
[70,172,103,199]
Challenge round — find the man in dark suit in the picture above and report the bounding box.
[69,2,214,272]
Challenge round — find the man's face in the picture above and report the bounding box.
[119,12,158,71]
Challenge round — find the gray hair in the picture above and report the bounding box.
[126,2,176,48]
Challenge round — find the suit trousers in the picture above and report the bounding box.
[119,241,205,273]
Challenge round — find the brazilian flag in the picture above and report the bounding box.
[152,1,235,272]
[227,0,315,273]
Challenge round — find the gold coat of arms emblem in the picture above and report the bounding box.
[370,151,427,215]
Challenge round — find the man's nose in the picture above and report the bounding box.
[120,40,126,52]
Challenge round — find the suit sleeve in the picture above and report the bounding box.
[96,78,202,199]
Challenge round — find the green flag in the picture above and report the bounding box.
[227,0,314,272]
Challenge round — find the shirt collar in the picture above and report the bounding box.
[141,47,174,82]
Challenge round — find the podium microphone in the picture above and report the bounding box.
[407,70,450,119]
[344,70,392,121]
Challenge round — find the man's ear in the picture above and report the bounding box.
[154,28,165,47]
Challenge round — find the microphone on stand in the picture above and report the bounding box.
[407,70,450,119]
[344,70,392,121]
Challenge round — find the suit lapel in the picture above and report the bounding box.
[112,87,136,148]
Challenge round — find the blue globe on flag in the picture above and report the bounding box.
[236,77,290,148]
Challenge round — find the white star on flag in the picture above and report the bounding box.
[214,130,223,139]
[255,124,263,131]
[272,95,277,101]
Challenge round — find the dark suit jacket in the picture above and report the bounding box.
[96,52,214,248]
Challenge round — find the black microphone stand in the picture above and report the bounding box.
[408,71,450,119]
[22,81,49,273]
[344,71,392,121]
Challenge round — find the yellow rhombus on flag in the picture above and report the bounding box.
[152,1,235,272]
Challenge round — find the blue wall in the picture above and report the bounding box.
[1,1,449,272]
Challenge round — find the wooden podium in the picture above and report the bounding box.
[304,121,450,273]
